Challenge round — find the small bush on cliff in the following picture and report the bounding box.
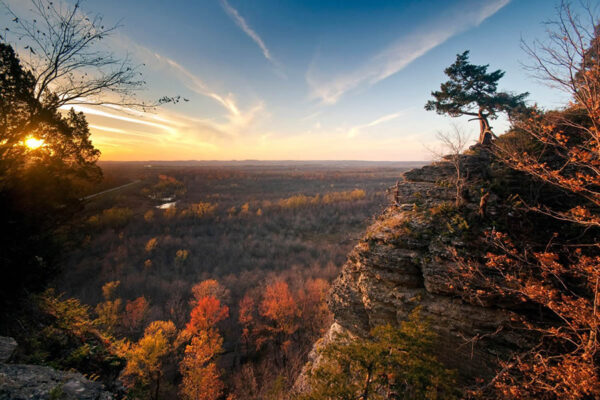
[299,308,458,400]
[12,290,124,385]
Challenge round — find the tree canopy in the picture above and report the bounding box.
[425,51,528,144]
[300,309,458,400]
[0,42,101,310]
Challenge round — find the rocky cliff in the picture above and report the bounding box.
[299,150,529,390]
[0,336,117,400]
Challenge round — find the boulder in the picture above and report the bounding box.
[0,337,16,363]
[0,363,115,400]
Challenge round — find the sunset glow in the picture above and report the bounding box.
[24,137,44,150]
[2,0,599,398]
[2,0,568,162]
[7,0,562,162]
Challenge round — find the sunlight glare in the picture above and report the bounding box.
[24,137,45,150]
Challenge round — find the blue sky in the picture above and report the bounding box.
[1,0,576,160]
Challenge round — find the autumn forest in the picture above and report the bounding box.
[2,0,600,399]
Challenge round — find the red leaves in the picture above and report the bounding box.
[122,296,148,335]
[181,281,228,400]
[259,281,299,336]
[186,296,229,335]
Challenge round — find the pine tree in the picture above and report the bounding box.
[425,51,528,144]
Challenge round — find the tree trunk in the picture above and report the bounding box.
[478,109,492,145]
[361,365,373,399]
[154,371,160,400]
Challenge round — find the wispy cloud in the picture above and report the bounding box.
[110,37,266,133]
[307,0,511,104]
[347,111,404,138]
[149,52,242,116]
[78,104,222,154]
[220,0,281,71]
[66,105,177,133]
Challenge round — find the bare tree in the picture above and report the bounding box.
[494,0,600,226]
[429,124,473,207]
[0,0,166,109]
[521,0,600,141]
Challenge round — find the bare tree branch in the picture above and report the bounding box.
[427,124,474,207]
[0,0,160,109]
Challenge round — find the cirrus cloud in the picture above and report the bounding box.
[307,0,511,105]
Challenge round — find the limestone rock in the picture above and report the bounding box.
[299,154,527,392]
[0,363,115,400]
[0,337,16,363]
[294,322,353,394]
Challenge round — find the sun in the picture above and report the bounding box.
[24,137,45,150]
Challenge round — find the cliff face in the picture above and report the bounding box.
[303,153,528,387]
[0,336,118,400]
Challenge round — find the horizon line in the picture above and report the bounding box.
[97,159,430,163]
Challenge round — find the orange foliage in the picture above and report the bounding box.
[180,332,224,400]
[259,281,299,337]
[122,296,149,337]
[297,278,332,337]
[185,296,229,336]
[238,294,255,350]
[180,287,227,400]
[452,6,600,398]
[190,279,230,306]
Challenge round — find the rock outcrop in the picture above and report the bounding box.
[300,152,528,390]
[0,337,116,400]
[0,337,16,363]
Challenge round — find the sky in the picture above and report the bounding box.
[0,0,580,161]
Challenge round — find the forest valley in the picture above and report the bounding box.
[2,0,600,399]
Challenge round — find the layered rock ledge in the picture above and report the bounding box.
[299,153,527,390]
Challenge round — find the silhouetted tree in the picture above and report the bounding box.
[0,43,101,311]
[0,0,149,108]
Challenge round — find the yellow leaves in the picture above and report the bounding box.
[180,336,224,400]
[144,320,177,341]
[121,320,177,390]
[180,202,218,218]
[322,189,366,204]
[145,237,158,252]
[175,249,189,266]
[240,202,250,215]
[101,281,120,301]
[278,194,315,208]
[277,189,367,209]
[143,209,154,222]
